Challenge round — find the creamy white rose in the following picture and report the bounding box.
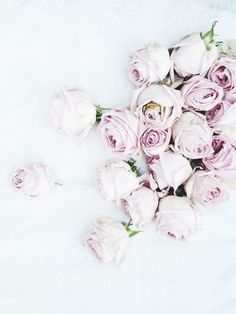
[171,23,218,78]
[148,150,192,190]
[51,88,96,140]
[131,84,182,129]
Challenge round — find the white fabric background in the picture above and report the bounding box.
[0,1,236,313]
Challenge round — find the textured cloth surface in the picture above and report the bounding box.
[0,1,236,314]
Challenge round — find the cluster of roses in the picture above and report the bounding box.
[9,22,236,266]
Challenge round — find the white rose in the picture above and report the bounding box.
[9,162,55,197]
[128,43,171,87]
[84,217,130,265]
[97,160,139,204]
[51,88,96,141]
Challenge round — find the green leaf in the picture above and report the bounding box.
[125,159,140,176]
[201,21,218,50]
[128,230,141,238]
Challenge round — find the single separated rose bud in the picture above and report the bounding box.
[9,162,55,197]
[171,22,219,78]
[51,88,96,141]
[128,43,171,87]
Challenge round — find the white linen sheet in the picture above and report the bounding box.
[0,1,236,313]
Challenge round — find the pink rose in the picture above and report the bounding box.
[185,170,228,207]
[51,88,96,141]
[171,33,218,77]
[203,135,236,181]
[205,101,231,128]
[84,217,130,265]
[208,57,236,92]
[172,111,213,159]
[128,43,171,87]
[182,77,223,111]
[131,84,182,129]
[121,182,159,227]
[141,128,171,156]
[9,162,55,197]
[156,196,197,241]
[97,160,139,204]
[148,150,192,190]
[99,109,140,157]
[212,102,236,144]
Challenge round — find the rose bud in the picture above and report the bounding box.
[97,160,139,205]
[185,170,228,207]
[84,217,130,265]
[131,84,182,129]
[172,111,213,159]
[203,135,236,182]
[182,77,223,111]
[171,22,218,77]
[156,196,197,241]
[141,128,171,156]
[212,102,236,144]
[206,101,231,128]
[148,150,192,190]
[99,109,140,157]
[9,162,55,197]
[128,43,171,87]
[208,57,236,92]
[121,182,159,227]
[51,88,96,141]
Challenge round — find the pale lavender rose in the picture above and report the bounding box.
[148,150,192,190]
[128,43,171,87]
[51,88,96,140]
[121,182,159,227]
[9,162,55,197]
[222,39,236,56]
[141,128,171,156]
[212,102,236,144]
[171,31,218,78]
[99,109,140,157]
[84,217,130,265]
[97,160,139,204]
[206,101,231,127]
[156,196,197,241]
[185,170,228,207]
[203,135,236,180]
[208,57,236,92]
[182,77,223,111]
[172,111,213,159]
[131,84,182,129]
